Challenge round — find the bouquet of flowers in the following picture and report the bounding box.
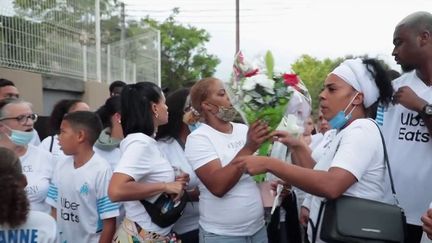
[226,51,311,182]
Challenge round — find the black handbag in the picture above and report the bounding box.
[140,191,189,228]
[313,120,406,243]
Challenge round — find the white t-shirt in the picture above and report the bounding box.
[302,130,337,210]
[306,119,387,243]
[93,146,121,171]
[39,135,70,164]
[115,133,175,236]
[309,133,323,150]
[46,153,119,243]
[20,145,55,214]
[185,123,264,236]
[294,131,337,217]
[0,211,57,243]
[377,71,432,225]
[157,138,199,235]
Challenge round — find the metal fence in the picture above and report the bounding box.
[107,30,160,85]
[0,0,160,84]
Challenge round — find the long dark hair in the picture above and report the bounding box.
[121,82,163,137]
[0,147,29,228]
[96,96,121,129]
[156,88,189,141]
[48,99,83,135]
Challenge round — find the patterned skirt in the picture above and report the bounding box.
[113,218,179,243]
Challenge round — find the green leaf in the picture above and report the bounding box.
[265,50,274,79]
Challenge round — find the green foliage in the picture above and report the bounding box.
[143,12,220,90]
[10,2,220,88]
[291,55,343,114]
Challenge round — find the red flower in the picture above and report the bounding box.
[244,68,259,77]
[283,73,299,86]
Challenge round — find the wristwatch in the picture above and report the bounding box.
[422,104,432,116]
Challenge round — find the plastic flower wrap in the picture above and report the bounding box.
[225,50,311,182]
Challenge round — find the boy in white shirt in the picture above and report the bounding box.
[46,111,119,243]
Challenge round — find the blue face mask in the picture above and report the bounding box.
[328,93,358,130]
[328,111,352,130]
[188,122,201,132]
[7,128,34,146]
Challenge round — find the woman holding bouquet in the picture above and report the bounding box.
[235,58,394,243]
[185,77,271,243]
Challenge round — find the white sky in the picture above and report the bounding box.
[123,0,432,80]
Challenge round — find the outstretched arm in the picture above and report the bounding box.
[272,130,316,168]
[240,156,356,199]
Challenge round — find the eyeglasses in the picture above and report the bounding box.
[0,113,38,125]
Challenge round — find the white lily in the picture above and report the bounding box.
[242,74,275,94]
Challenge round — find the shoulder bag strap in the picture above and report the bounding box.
[369,118,399,204]
[49,135,54,153]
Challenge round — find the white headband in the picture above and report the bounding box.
[330,58,379,108]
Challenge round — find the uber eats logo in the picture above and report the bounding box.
[61,197,80,223]
[398,113,430,142]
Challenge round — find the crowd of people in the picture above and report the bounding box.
[0,10,431,243]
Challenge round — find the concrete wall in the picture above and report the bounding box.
[82,81,110,111]
[0,68,110,114]
[0,67,44,114]
[0,68,111,140]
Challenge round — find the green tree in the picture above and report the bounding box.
[143,10,220,90]
[291,55,343,114]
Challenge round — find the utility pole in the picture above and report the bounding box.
[95,0,101,82]
[120,2,127,82]
[236,0,240,54]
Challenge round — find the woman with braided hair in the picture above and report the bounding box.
[0,147,56,242]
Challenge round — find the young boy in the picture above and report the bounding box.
[46,111,119,243]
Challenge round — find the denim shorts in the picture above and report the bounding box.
[199,225,268,243]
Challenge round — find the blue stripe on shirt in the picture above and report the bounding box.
[47,184,58,202]
[97,196,119,215]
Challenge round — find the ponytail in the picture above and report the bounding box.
[121,82,162,136]
[363,59,394,107]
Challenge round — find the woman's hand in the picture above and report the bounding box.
[270,180,291,198]
[299,206,310,226]
[245,120,271,152]
[175,171,190,187]
[164,181,185,201]
[271,130,305,148]
[233,155,270,175]
[421,208,432,240]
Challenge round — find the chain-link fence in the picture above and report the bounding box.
[0,0,160,84]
